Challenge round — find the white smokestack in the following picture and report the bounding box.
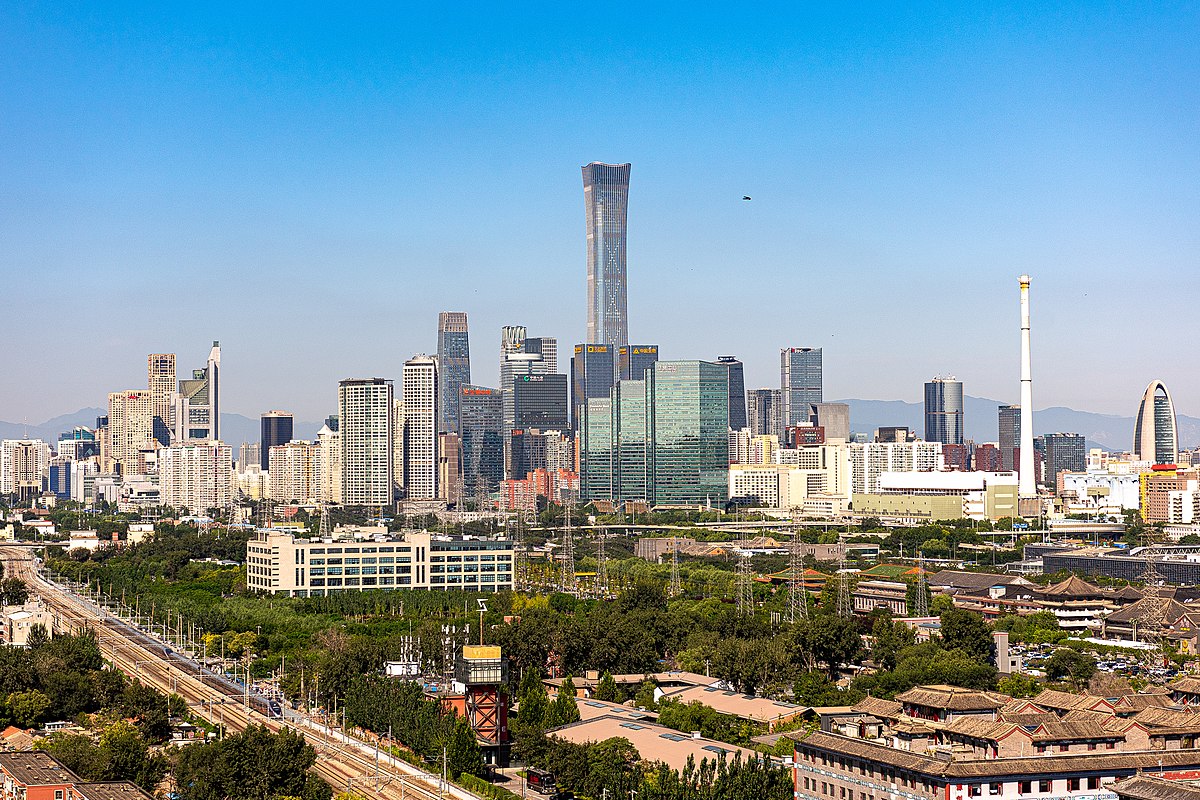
[1018,275,1035,499]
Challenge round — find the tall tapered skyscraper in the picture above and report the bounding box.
[436,312,471,434]
[583,162,631,348]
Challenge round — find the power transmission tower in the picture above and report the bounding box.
[914,551,930,617]
[1138,536,1168,659]
[735,530,753,616]
[258,498,273,530]
[836,544,852,618]
[669,535,681,598]
[596,527,609,598]
[319,504,332,539]
[560,503,577,594]
[787,523,808,624]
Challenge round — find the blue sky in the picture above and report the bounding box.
[2,2,1197,423]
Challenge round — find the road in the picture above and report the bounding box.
[0,545,485,800]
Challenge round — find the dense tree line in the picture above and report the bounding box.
[343,675,484,780]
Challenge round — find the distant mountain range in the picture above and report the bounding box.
[0,409,323,449]
[836,397,1200,452]
[2,400,1196,453]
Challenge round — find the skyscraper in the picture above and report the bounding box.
[459,385,504,499]
[107,390,153,475]
[512,374,569,430]
[583,162,631,348]
[618,344,659,381]
[260,411,294,470]
[781,348,822,427]
[649,361,729,506]
[998,405,1021,472]
[147,353,176,445]
[924,377,964,445]
[810,403,850,441]
[1133,380,1178,464]
[174,342,221,442]
[436,312,471,434]
[1042,433,1086,487]
[571,344,615,430]
[717,356,747,431]
[747,389,783,439]
[338,378,394,506]
[402,356,439,500]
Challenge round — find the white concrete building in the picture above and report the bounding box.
[158,441,232,513]
[875,470,1019,520]
[107,390,154,474]
[848,441,944,495]
[338,378,394,506]
[316,423,341,504]
[0,440,51,495]
[730,443,849,510]
[402,356,439,500]
[245,528,514,597]
[267,440,319,503]
[1060,471,1142,514]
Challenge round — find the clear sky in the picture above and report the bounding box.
[2,2,1197,423]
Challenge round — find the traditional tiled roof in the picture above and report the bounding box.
[927,570,1032,591]
[895,685,1008,712]
[1003,712,1056,726]
[1113,694,1174,712]
[943,716,1027,742]
[1111,586,1146,601]
[1130,706,1200,731]
[1030,720,1123,742]
[851,696,904,718]
[1111,775,1200,800]
[1039,575,1107,598]
[1170,676,1200,695]
[792,730,1200,779]
[1105,596,1192,625]
[1030,689,1115,714]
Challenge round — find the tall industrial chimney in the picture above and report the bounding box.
[1018,275,1035,499]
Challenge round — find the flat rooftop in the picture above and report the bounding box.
[660,684,806,725]
[0,752,79,786]
[550,714,760,773]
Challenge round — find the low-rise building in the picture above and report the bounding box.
[549,714,759,773]
[245,529,513,597]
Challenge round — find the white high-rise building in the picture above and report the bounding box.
[338,378,394,506]
[267,440,319,504]
[316,423,342,504]
[107,390,154,474]
[147,353,176,444]
[0,440,51,496]
[403,355,439,500]
[848,441,944,496]
[159,441,232,513]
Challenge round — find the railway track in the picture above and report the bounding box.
[0,547,482,800]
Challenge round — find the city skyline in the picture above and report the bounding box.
[3,5,1198,422]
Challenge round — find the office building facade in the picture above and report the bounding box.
[1133,380,1178,464]
[173,342,221,442]
[1042,432,1086,488]
[924,376,964,445]
[998,404,1021,472]
[402,356,439,500]
[810,402,850,441]
[107,390,153,475]
[459,385,504,499]
[618,344,659,382]
[338,378,394,506]
[781,348,822,427]
[748,388,783,439]
[649,361,730,506]
[436,312,471,435]
[582,161,631,348]
[246,529,514,596]
[147,353,176,445]
[717,356,747,431]
[260,410,294,470]
[571,344,616,430]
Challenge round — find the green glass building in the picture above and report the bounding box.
[581,397,613,500]
[648,361,729,506]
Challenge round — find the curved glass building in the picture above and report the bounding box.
[583,162,631,348]
[1133,380,1178,464]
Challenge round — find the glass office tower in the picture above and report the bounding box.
[436,312,471,434]
[581,397,614,501]
[571,344,616,431]
[924,377,964,445]
[649,361,729,506]
[717,356,747,431]
[583,162,631,348]
[780,347,822,427]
